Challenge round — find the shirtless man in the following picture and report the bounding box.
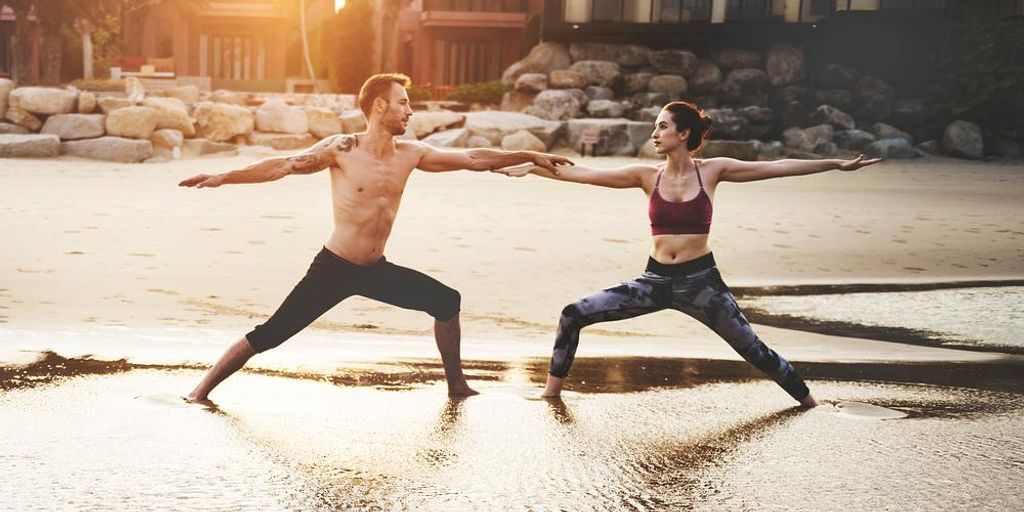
[179,73,572,401]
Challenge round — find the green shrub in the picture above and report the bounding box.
[407,85,432,102]
[445,81,510,105]
[928,18,1024,140]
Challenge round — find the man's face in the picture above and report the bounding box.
[376,82,414,136]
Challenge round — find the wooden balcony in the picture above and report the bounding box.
[420,10,529,28]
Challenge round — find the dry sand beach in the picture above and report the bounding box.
[2,153,1023,510]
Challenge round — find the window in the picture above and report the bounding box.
[199,34,266,80]
[432,39,504,86]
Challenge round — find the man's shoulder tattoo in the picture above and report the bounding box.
[334,134,358,153]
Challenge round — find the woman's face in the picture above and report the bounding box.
[652,110,689,155]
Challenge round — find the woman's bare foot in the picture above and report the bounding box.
[799,392,820,408]
[183,394,218,409]
[448,383,479,398]
[540,374,565,398]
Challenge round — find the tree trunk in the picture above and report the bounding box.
[12,4,38,85]
[40,26,63,85]
[299,0,317,81]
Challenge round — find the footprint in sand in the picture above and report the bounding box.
[128,253,155,258]
[513,247,536,252]
[66,251,85,255]
[602,238,629,244]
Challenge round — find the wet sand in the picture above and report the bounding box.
[2,154,1023,509]
[2,354,1022,510]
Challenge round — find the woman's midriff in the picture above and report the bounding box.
[650,233,712,265]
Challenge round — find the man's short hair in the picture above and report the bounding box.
[358,73,412,117]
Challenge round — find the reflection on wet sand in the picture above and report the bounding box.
[2,351,1022,510]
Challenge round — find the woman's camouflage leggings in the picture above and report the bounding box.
[549,254,810,401]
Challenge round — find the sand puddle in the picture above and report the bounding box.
[829,400,909,420]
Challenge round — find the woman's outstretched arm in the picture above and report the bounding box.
[494,162,655,189]
[714,154,881,183]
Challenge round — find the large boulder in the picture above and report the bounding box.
[623,72,655,94]
[813,63,858,89]
[524,89,581,121]
[568,60,621,87]
[61,136,153,163]
[77,92,97,114]
[466,135,493,148]
[584,86,614,101]
[809,105,855,131]
[690,61,722,95]
[0,122,30,135]
[501,90,538,112]
[246,132,318,150]
[700,140,760,160]
[164,85,200,105]
[871,122,913,143]
[256,99,308,134]
[736,106,774,124]
[548,69,587,89]
[408,110,466,139]
[339,109,367,134]
[765,44,806,87]
[586,99,625,118]
[501,130,546,152]
[304,107,343,139]
[866,138,922,159]
[0,134,60,158]
[98,97,134,114]
[570,43,650,67]
[814,89,855,112]
[182,138,238,157]
[141,97,195,136]
[648,75,688,96]
[463,111,549,146]
[834,129,876,151]
[942,120,983,159]
[194,102,255,142]
[515,73,548,93]
[630,92,670,109]
[985,138,1022,160]
[625,121,654,151]
[530,120,567,150]
[40,114,106,140]
[704,108,749,140]
[648,50,699,77]
[525,42,573,71]
[422,128,470,148]
[4,108,42,131]
[0,78,14,118]
[10,87,77,115]
[210,89,246,106]
[853,76,895,123]
[151,129,184,150]
[782,125,833,152]
[713,49,761,69]
[106,106,159,139]
[726,68,768,94]
[567,118,635,156]
[501,61,529,89]
[715,80,743,104]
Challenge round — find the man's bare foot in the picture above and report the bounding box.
[799,392,820,408]
[448,384,479,398]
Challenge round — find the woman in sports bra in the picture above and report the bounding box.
[498,101,880,407]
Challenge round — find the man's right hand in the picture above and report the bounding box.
[178,174,224,188]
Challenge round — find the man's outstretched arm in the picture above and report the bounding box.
[415,143,574,175]
[178,134,354,188]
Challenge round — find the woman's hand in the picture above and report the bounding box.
[837,154,883,172]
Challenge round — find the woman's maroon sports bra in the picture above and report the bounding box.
[649,163,713,235]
